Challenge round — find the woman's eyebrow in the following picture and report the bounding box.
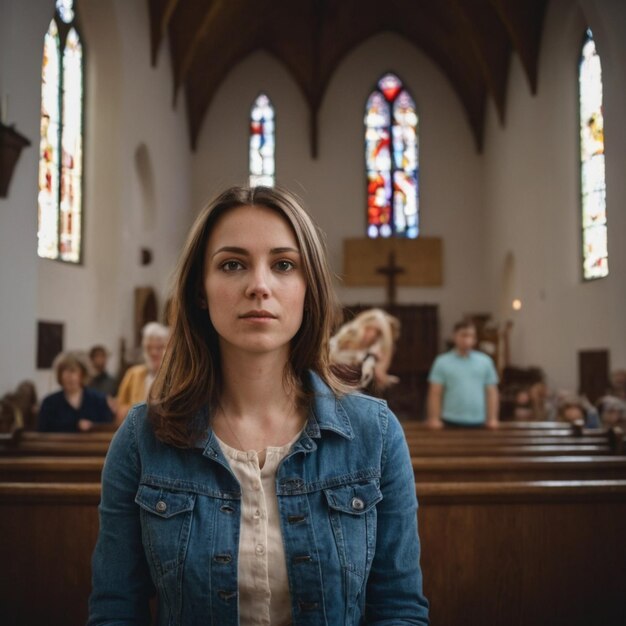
[211,246,300,258]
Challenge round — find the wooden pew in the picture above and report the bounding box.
[0,440,111,456]
[403,427,608,438]
[0,456,103,482]
[402,420,573,431]
[408,442,615,456]
[405,434,609,446]
[4,453,625,485]
[1,480,624,626]
[417,480,626,626]
[20,431,115,443]
[405,426,624,456]
[0,483,100,626]
[412,455,626,482]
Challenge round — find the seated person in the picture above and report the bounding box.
[87,345,118,397]
[13,380,39,430]
[116,322,169,422]
[329,308,400,391]
[556,394,601,429]
[38,351,114,432]
[596,395,626,430]
[511,387,533,420]
[528,379,557,421]
[608,369,626,401]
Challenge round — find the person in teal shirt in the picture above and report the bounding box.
[426,320,499,428]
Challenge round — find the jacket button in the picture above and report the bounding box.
[351,497,365,511]
[155,500,167,513]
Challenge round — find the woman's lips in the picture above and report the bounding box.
[239,310,277,320]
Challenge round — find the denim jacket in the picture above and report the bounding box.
[88,371,429,625]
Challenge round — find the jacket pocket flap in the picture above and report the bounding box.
[135,484,195,518]
[323,480,382,515]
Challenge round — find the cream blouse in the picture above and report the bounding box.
[215,431,302,626]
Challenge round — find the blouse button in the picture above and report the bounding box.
[255,544,265,556]
[351,497,365,511]
[253,509,261,520]
[155,500,167,513]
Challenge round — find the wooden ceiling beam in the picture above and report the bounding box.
[449,0,511,124]
[147,0,180,66]
[167,0,546,152]
[488,0,548,94]
[176,0,228,98]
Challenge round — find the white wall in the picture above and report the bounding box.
[483,0,626,390]
[0,0,53,394]
[0,0,192,396]
[193,32,488,348]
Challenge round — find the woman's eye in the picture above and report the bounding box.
[221,260,243,272]
[275,260,296,272]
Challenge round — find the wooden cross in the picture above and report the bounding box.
[376,251,405,306]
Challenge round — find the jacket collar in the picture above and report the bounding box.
[192,369,354,451]
[305,370,354,440]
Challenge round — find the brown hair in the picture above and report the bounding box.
[52,351,90,386]
[453,320,476,333]
[149,186,350,448]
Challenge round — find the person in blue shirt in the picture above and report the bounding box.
[426,320,500,429]
[38,351,114,433]
[88,186,429,626]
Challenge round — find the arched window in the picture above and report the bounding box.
[579,29,608,280]
[38,0,84,263]
[249,93,275,187]
[365,73,418,238]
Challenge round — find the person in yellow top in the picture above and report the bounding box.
[116,322,169,423]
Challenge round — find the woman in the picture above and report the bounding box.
[89,186,429,625]
[38,351,113,432]
[330,308,400,391]
[115,322,169,423]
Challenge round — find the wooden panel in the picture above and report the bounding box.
[342,237,443,287]
[418,480,626,625]
[0,485,100,626]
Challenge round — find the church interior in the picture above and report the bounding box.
[0,0,625,624]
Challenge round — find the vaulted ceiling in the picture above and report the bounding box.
[147,0,549,154]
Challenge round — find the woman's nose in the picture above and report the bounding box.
[245,266,271,299]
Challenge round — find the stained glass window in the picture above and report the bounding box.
[249,93,275,187]
[365,73,418,238]
[579,29,608,280]
[38,0,83,263]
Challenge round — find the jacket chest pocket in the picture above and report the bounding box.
[135,484,196,578]
[323,480,382,578]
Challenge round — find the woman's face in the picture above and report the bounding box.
[144,337,167,373]
[60,365,84,393]
[203,204,307,360]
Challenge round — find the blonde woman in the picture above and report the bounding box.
[330,308,401,391]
